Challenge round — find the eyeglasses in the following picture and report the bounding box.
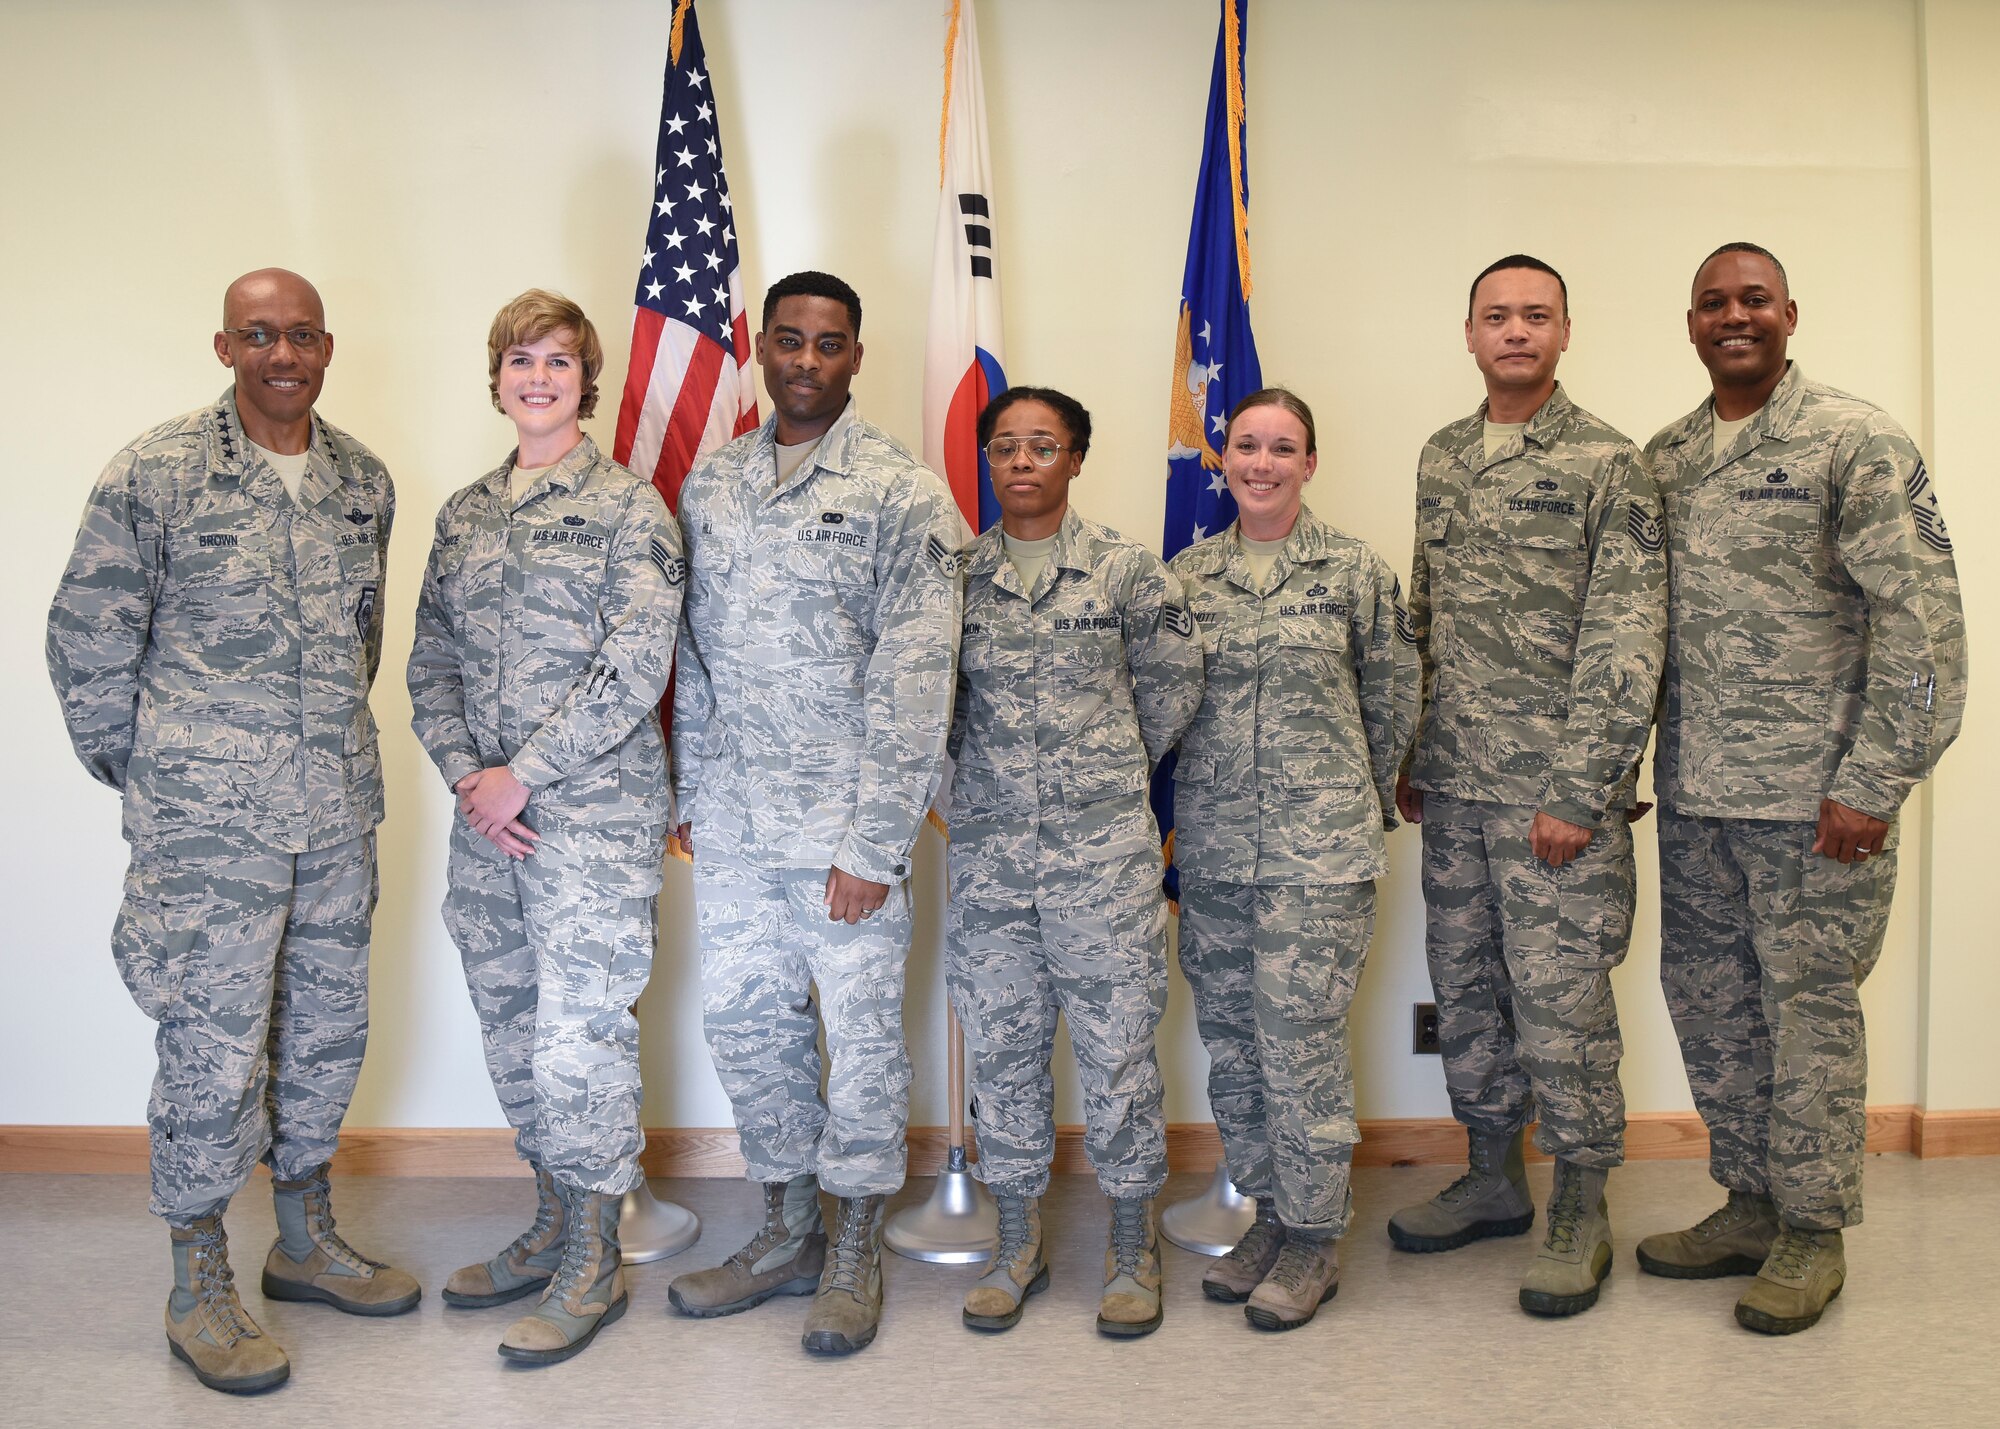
[984,437,1070,467]
[223,326,329,351]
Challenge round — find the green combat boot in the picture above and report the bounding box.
[1735,1226,1845,1335]
[498,1185,627,1364]
[962,1193,1047,1332]
[1636,1190,1780,1279]
[443,1163,566,1308]
[1096,1196,1163,1338]
[261,1164,421,1316]
[1202,1197,1283,1303]
[1245,1230,1340,1331]
[165,1217,291,1394]
[1388,1126,1534,1253]
[669,1175,825,1317]
[801,1194,887,1355]
[1519,1159,1612,1317]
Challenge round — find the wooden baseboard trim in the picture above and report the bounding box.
[3,1104,1969,1177]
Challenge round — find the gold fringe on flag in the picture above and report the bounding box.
[670,0,693,65]
[1224,0,1252,302]
[938,0,962,186]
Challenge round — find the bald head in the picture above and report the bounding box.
[222,268,324,330]
[215,268,333,451]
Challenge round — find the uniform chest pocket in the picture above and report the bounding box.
[958,625,994,673]
[787,529,876,587]
[1053,617,1123,674]
[1419,507,1458,549]
[1730,490,1822,545]
[1496,506,1585,553]
[1277,613,1349,653]
[338,534,382,587]
[169,513,272,593]
[526,521,613,582]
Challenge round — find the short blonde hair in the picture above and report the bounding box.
[487,289,603,419]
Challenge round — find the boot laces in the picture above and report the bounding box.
[1438,1137,1511,1206]
[823,1203,875,1296]
[303,1176,385,1274]
[1545,1166,1587,1255]
[1691,1194,1757,1238]
[188,1226,259,1347]
[502,1178,563,1260]
[1766,1228,1823,1280]
[1109,1199,1150,1277]
[724,1185,797,1272]
[549,1198,602,1298]
[994,1196,1034,1271]
[1266,1238,1326,1295]
[1219,1204,1281,1272]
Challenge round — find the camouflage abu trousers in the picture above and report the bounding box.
[443,814,662,1195]
[947,861,1170,1200]
[112,828,375,1227]
[1177,878,1374,1235]
[1658,810,1895,1230]
[1420,795,1633,1167]
[695,850,913,1198]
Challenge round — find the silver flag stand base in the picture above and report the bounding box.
[884,1146,996,1264]
[619,1179,701,1264]
[1160,1163,1255,1257]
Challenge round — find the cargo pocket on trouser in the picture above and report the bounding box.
[111,850,209,1021]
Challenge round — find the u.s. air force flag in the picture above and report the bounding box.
[1154,0,1261,904]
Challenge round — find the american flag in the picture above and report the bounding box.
[613,0,757,512]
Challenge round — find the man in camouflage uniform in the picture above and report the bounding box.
[1638,243,1966,1335]
[47,268,416,1395]
[1172,388,1418,1332]
[408,290,682,1363]
[667,271,963,1357]
[946,387,1203,1339]
[1389,256,1666,1320]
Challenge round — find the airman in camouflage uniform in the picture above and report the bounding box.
[1639,244,1966,1336]
[668,273,962,1357]
[948,390,1203,1337]
[1390,257,1666,1320]
[47,269,415,1394]
[408,292,680,1364]
[1171,391,1417,1332]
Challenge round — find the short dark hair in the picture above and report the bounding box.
[976,386,1092,458]
[1468,254,1568,318]
[761,270,862,336]
[1697,241,1789,297]
[1224,388,1317,456]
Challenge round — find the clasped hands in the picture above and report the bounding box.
[675,821,888,924]
[456,766,538,859]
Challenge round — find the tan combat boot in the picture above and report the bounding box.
[1388,1126,1535,1253]
[669,1175,825,1317]
[1245,1230,1340,1331]
[1097,1196,1163,1338]
[444,1163,566,1308]
[1636,1190,1779,1279]
[1735,1225,1845,1335]
[262,1163,421,1316]
[802,1194,888,1355]
[498,1184,628,1363]
[962,1193,1047,1332]
[166,1217,291,1394]
[1519,1160,1612,1317]
[1202,1196,1283,1303]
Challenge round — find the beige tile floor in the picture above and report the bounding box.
[4,1157,1996,1427]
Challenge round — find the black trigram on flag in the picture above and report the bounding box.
[960,194,994,278]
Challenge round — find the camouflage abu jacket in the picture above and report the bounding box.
[407,435,682,828]
[673,399,963,883]
[1646,363,1966,823]
[1170,505,1417,886]
[1406,384,1666,828]
[948,507,1203,908]
[47,389,394,851]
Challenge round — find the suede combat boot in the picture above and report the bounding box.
[1202,1196,1283,1303]
[1636,1190,1780,1279]
[1519,1160,1612,1317]
[802,1194,887,1355]
[444,1163,566,1308]
[1097,1196,1163,1338]
[963,1193,1047,1332]
[261,1163,421,1316]
[1735,1226,1845,1335]
[1388,1126,1534,1253]
[669,1175,826,1317]
[166,1217,290,1394]
[1245,1230,1340,1331]
[498,1184,627,1364]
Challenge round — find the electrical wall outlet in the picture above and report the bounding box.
[1412,1002,1441,1055]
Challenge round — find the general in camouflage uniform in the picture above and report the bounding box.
[1639,246,1965,1337]
[666,273,963,1357]
[47,269,414,1394]
[1171,501,1416,1277]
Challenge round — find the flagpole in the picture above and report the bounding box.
[885,1004,996,1263]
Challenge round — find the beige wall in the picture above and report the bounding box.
[1,0,1987,1136]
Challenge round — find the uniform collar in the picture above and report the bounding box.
[488,434,603,509]
[968,506,1094,601]
[203,387,344,510]
[1220,503,1335,594]
[1659,362,1807,475]
[1458,382,1574,474]
[757,397,863,501]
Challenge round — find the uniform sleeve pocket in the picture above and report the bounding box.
[111,857,207,1020]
